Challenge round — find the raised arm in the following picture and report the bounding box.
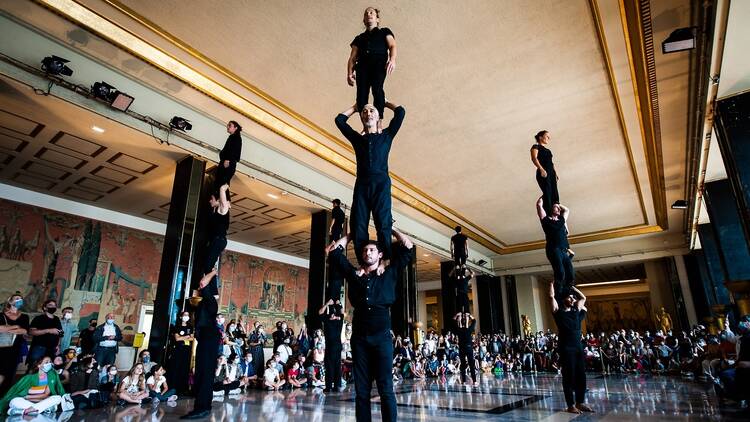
[536,196,547,220]
[319,299,333,316]
[559,203,570,221]
[218,184,230,213]
[384,101,405,137]
[347,46,358,86]
[570,286,586,311]
[334,104,361,142]
[390,228,414,270]
[549,281,559,313]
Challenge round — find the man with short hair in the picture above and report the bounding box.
[537,197,574,298]
[327,228,413,422]
[549,282,592,414]
[93,313,122,367]
[78,318,97,356]
[335,100,405,266]
[59,306,76,351]
[28,299,63,366]
[450,226,469,269]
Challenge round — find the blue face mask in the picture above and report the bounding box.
[13,299,23,309]
[142,356,150,363]
[107,319,115,325]
[42,362,53,373]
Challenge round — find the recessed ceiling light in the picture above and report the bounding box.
[91,126,105,133]
[422,253,430,257]
[267,193,279,199]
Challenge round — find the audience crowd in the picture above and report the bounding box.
[1,291,748,416]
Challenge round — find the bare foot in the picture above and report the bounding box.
[565,406,581,414]
[576,403,594,412]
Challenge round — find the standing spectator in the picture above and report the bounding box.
[0,293,29,396]
[247,324,266,380]
[28,299,63,367]
[78,318,97,356]
[167,311,193,394]
[59,307,76,352]
[93,314,122,367]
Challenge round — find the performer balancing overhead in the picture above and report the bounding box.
[326,229,414,422]
[450,267,474,314]
[347,7,397,126]
[450,226,469,269]
[327,199,347,302]
[335,100,405,265]
[536,197,574,299]
[530,130,558,215]
[548,282,593,414]
[214,121,242,191]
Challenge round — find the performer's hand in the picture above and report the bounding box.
[223,160,230,168]
[376,261,386,276]
[355,268,365,277]
[386,59,396,75]
[540,169,547,178]
[347,73,356,86]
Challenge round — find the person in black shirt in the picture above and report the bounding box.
[77,319,97,356]
[530,130,559,215]
[327,199,347,302]
[28,299,62,369]
[326,229,413,422]
[537,197,574,299]
[454,313,478,386]
[181,270,220,420]
[214,121,243,191]
[450,267,474,313]
[450,226,469,269]
[347,7,397,124]
[549,282,593,414]
[319,299,344,392]
[335,100,405,266]
[203,184,230,287]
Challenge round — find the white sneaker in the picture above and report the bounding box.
[61,394,75,412]
[228,388,241,396]
[168,395,178,402]
[213,390,224,397]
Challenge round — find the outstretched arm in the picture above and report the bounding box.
[549,281,559,313]
[536,196,547,220]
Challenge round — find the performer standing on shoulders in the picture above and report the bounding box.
[549,282,593,414]
[335,100,405,266]
[536,197,574,299]
[450,226,469,270]
[326,229,413,422]
[214,121,242,190]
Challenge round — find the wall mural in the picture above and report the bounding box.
[584,295,654,334]
[0,199,309,346]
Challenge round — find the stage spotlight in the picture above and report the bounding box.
[91,82,134,111]
[671,200,688,210]
[169,116,192,131]
[662,27,696,54]
[41,55,73,76]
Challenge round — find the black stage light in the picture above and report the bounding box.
[91,82,134,111]
[41,55,73,76]
[662,27,696,54]
[169,116,192,131]
[671,200,688,210]
[477,259,487,266]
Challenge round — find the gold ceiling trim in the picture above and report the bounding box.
[32,0,666,255]
[618,0,668,229]
[97,0,507,248]
[589,0,648,225]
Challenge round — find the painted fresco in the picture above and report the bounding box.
[585,295,654,334]
[0,199,308,345]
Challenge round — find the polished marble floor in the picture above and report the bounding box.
[5,373,747,421]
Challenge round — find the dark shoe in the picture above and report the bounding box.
[180,410,211,420]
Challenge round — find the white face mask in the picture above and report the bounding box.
[182,316,190,322]
[218,317,225,325]
[63,313,72,320]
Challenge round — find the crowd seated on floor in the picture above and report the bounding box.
[2,291,749,415]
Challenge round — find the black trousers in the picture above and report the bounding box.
[456,290,470,313]
[453,254,467,268]
[559,348,586,407]
[546,247,574,298]
[204,235,227,277]
[324,344,343,389]
[212,380,240,394]
[330,225,344,242]
[459,346,476,383]
[350,177,392,264]
[193,327,220,412]
[351,331,397,422]
[214,161,236,191]
[355,55,388,118]
[536,169,559,215]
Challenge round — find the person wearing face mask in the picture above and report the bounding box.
[138,350,155,373]
[168,312,194,395]
[238,352,257,390]
[98,364,119,395]
[247,324,266,380]
[78,319,97,357]
[92,313,122,367]
[320,299,344,392]
[28,299,63,370]
[0,356,65,416]
[272,321,291,354]
[0,293,30,396]
[59,307,76,352]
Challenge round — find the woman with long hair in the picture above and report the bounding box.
[0,293,29,396]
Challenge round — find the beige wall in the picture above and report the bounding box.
[645,259,678,321]
[515,275,554,333]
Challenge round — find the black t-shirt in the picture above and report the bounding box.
[541,216,568,250]
[451,233,468,256]
[1,312,29,348]
[207,209,229,238]
[79,327,96,352]
[332,206,345,231]
[323,317,343,348]
[455,269,471,293]
[172,324,194,348]
[30,314,62,350]
[553,308,586,350]
[531,144,554,171]
[351,27,394,57]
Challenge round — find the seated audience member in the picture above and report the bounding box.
[146,364,177,403]
[117,363,150,405]
[286,361,308,388]
[0,356,66,416]
[212,355,241,396]
[238,352,258,390]
[263,359,285,391]
[68,356,108,410]
[98,364,119,394]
